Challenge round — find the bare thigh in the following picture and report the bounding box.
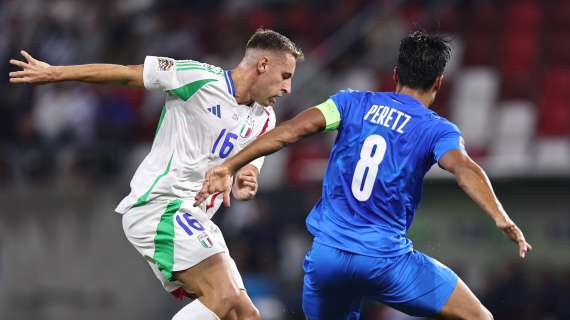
[174,253,242,317]
[436,278,492,320]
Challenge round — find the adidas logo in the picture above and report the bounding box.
[207,105,221,118]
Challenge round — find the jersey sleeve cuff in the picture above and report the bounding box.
[143,56,158,89]
[435,147,465,162]
[315,99,341,131]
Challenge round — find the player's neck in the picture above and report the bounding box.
[395,86,434,108]
[230,66,254,106]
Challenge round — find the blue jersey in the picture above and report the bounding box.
[307,90,465,257]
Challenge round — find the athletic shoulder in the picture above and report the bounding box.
[426,113,465,161]
[427,113,461,136]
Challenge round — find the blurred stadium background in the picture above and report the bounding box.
[1,0,569,319]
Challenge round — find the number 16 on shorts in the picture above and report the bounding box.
[176,212,213,248]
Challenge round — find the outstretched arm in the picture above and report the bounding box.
[194,107,326,207]
[9,50,143,87]
[439,150,533,258]
[225,108,325,175]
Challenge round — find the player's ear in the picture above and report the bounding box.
[433,75,444,91]
[392,67,398,85]
[257,56,270,74]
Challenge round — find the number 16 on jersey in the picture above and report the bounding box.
[351,135,387,201]
[211,129,237,159]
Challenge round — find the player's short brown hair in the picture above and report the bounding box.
[246,28,304,60]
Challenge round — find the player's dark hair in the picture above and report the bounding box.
[246,28,304,60]
[396,30,451,91]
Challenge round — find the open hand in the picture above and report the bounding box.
[498,221,533,258]
[9,50,53,84]
[194,165,232,207]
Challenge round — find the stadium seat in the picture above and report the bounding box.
[500,32,539,78]
[499,74,533,101]
[543,30,570,67]
[488,101,536,175]
[469,5,499,33]
[537,100,570,136]
[463,5,498,66]
[436,4,462,34]
[537,68,570,136]
[535,138,570,174]
[450,68,499,152]
[504,1,542,33]
[545,1,570,30]
[463,31,496,66]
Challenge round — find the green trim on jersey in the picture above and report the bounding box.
[153,198,183,281]
[176,61,224,75]
[176,66,207,71]
[176,61,205,71]
[315,99,341,131]
[133,153,174,208]
[167,79,218,101]
[155,105,167,136]
[176,60,201,67]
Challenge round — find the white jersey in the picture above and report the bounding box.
[115,56,276,217]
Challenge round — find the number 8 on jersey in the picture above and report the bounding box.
[351,135,387,201]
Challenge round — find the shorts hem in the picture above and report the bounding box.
[433,275,459,315]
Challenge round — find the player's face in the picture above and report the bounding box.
[251,52,296,106]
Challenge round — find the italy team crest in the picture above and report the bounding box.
[239,122,253,139]
[237,116,256,147]
[198,233,213,248]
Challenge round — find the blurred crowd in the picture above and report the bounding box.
[1,0,569,319]
[1,0,569,184]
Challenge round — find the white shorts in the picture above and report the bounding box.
[121,199,244,294]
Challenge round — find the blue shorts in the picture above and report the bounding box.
[302,242,458,320]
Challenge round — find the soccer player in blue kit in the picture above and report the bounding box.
[194,31,533,319]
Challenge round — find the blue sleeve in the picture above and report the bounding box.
[329,89,355,121]
[433,122,466,162]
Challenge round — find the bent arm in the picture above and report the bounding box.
[439,150,510,227]
[9,50,143,87]
[224,108,326,174]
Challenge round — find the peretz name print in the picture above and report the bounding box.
[363,104,412,134]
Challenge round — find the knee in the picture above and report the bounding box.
[202,288,241,316]
[217,288,242,311]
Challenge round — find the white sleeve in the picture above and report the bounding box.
[143,56,221,93]
[143,56,179,90]
[249,107,277,173]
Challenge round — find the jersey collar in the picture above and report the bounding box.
[390,92,423,106]
[224,70,236,97]
[390,92,437,116]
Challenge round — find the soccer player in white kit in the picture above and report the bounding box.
[9,29,303,320]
